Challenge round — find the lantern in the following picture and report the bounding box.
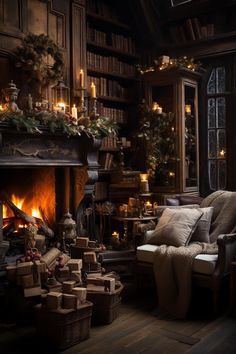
[52,80,70,113]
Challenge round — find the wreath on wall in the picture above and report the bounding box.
[14,33,64,88]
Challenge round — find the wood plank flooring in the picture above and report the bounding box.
[0,282,236,354]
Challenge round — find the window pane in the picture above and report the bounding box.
[208,98,216,128]
[207,68,216,94]
[208,160,216,190]
[208,130,217,158]
[216,97,225,128]
[216,67,226,93]
[217,129,226,156]
[218,160,226,189]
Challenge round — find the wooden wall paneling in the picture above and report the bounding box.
[71,0,86,97]
[27,0,48,34]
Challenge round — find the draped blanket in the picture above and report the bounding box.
[153,242,218,319]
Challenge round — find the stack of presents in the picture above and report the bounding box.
[5,237,123,350]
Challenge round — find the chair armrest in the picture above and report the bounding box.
[215,233,236,277]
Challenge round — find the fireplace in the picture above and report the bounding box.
[0,123,100,258]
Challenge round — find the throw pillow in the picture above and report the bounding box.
[190,206,214,243]
[149,207,203,247]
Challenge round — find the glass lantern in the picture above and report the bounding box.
[52,80,70,113]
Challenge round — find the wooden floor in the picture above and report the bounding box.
[1,282,236,354]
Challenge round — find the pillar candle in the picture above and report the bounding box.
[72,104,78,120]
[90,82,96,98]
[79,69,84,88]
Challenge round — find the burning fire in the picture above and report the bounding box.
[3,194,43,220]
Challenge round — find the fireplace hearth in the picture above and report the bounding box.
[0,123,101,260]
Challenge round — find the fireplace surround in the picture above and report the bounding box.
[0,122,101,257]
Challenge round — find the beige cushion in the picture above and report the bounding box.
[148,208,203,247]
[190,207,214,243]
[193,254,218,275]
[136,244,159,263]
[136,245,218,275]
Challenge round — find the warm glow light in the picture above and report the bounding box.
[219,149,226,157]
[3,204,7,218]
[112,231,119,241]
[12,194,25,210]
[140,173,149,182]
[145,201,152,209]
[31,207,42,219]
[185,105,191,114]
[168,171,175,178]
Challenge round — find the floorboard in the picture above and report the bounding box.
[0,282,236,354]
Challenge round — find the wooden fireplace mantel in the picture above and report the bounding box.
[0,122,100,169]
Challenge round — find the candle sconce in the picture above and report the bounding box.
[89,97,99,119]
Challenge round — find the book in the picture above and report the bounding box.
[192,17,202,40]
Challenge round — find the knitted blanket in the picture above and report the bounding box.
[200,190,236,242]
[153,242,218,319]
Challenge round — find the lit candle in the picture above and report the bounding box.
[90,82,96,98]
[152,102,159,111]
[58,102,65,113]
[219,149,225,157]
[112,231,119,241]
[79,69,84,88]
[185,105,191,115]
[71,104,78,120]
[139,173,149,193]
[145,201,152,209]
[0,104,4,111]
[157,106,162,114]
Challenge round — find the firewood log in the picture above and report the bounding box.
[3,196,36,224]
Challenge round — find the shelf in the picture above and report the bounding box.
[166,0,236,23]
[161,30,236,58]
[86,11,130,31]
[87,40,139,60]
[87,67,137,81]
[99,147,119,152]
[98,169,119,175]
[98,96,135,105]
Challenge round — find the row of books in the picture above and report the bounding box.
[87,24,136,54]
[99,152,115,170]
[87,0,120,21]
[101,134,118,150]
[87,51,135,76]
[87,75,130,99]
[98,103,127,124]
[169,17,215,43]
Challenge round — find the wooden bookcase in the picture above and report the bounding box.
[85,0,140,202]
[86,0,139,127]
[159,0,236,57]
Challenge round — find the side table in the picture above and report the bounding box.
[112,215,158,248]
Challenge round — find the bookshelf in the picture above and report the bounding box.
[86,0,140,203]
[161,1,236,56]
[86,0,139,126]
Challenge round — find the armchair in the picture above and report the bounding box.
[136,190,236,318]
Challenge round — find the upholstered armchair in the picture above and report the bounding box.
[136,190,236,318]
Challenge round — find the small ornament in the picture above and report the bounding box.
[2,80,22,113]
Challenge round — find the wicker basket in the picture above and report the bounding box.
[35,301,93,350]
[87,283,123,324]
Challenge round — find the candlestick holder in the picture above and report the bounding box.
[89,97,99,119]
[77,88,87,118]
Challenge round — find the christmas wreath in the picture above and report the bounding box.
[14,33,64,87]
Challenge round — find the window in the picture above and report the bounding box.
[207,66,227,190]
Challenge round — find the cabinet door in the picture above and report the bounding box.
[183,80,199,192]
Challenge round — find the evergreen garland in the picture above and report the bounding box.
[0,111,118,138]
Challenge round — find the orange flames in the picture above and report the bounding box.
[3,194,43,220]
